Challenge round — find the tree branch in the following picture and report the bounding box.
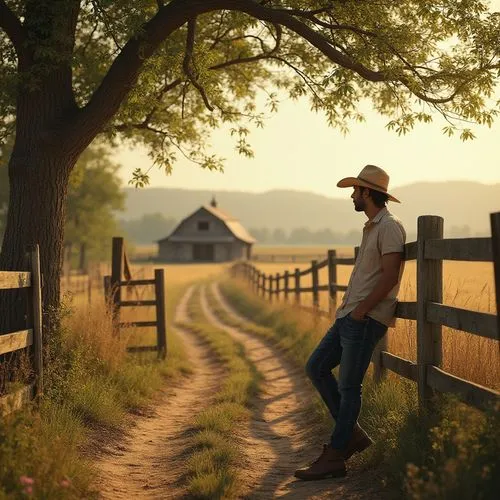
[210,23,281,70]
[68,0,493,151]
[183,17,214,111]
[0,0,27,60]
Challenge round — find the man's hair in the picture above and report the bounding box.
[361,187,389,208]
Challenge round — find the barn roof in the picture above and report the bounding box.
[159,204,256,244]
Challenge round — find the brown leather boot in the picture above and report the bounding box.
[343,424,373,460]
[294,444,347,480]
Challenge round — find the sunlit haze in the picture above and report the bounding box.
[117,2,500,198]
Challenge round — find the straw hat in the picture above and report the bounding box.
[337,165,400,203]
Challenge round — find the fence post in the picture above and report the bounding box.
[327,249,337,318]
[276,272,280,300]
[111,237,124,331]
[417,215,444,411]
[103,275,111,305]
[284,270,289,302]
[154,269,167,359]
[354,245,360,262]
[490,212,500,339]
[295,268,301,304]
[311,260,319,309]
[260,273,265,297]
[26,245,43,398]
[269,275,273,303]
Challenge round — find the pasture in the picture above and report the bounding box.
[114,243,499,390]
[248,253,498,391]
[68,248,499,391]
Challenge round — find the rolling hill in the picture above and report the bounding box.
[123,181,500,238]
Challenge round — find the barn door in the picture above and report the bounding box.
[193,244,214,261]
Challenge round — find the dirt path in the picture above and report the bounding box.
[202,282,386,499]
[96,286,223,499]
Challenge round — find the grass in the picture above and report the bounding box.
[249,258,499,389]
[176,285,260,499]
[0,279,192,499]
[219,278,500,499]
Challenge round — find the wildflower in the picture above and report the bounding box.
[61,478,71,488]
[19,476,34,486]
[23,486,33,495]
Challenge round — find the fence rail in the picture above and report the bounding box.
[0,245,43,416]
[251,253,327,263]
[104,237,167,359]
[233,213,500,413]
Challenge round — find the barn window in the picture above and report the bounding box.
[198,221,209,231]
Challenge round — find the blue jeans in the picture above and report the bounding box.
[305,314,388,449]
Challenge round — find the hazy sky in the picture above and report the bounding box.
[117,5,500,199]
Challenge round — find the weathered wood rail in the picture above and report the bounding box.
[0,245,43,416]
[233,213,500,413]
[104,237,167,359]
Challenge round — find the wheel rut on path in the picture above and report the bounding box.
[202,282,386,499]
[96,286,222,499]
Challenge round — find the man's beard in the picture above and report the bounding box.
[353,199,365,212]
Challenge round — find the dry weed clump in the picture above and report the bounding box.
[62,297,130,371]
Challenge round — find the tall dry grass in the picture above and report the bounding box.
[251,259,499,390]
[220,278,500,499]
[0,270,194,498]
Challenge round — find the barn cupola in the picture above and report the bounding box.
[210,195,217,208]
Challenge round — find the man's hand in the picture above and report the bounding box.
[350,306,368,321]
[349,253,403,322]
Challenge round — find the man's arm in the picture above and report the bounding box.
[350,252,403,321]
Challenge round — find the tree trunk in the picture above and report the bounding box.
[79,242,86,273]
[0,150,74,334]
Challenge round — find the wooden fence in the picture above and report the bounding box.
[0,245,43,416]
[251,253,327,263]
[104,237,167,359]
[233,213,500,413]
[60,264,106,304]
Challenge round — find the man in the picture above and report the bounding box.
[295,165,406,481]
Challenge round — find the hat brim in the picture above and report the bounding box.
[337,177,400,203]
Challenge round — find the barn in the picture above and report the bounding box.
[157,198,256,262]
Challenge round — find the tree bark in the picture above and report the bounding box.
[0,150,74,333]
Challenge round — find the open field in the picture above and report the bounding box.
[128,244,354,261]
[249,258,499,390]
[139,257,497,390]
[66,253,498,390]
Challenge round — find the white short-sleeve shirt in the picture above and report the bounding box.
[335,207,406,327]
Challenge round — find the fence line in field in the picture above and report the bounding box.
[0,245,43,416]
[1,236,169,415]
[251,253,327,263]
[103,237,167,359]
[232,213,500,413]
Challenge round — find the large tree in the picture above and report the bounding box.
[0,0,498,330]
[1,141,124,267]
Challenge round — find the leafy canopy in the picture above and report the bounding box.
[1,0,499,185]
